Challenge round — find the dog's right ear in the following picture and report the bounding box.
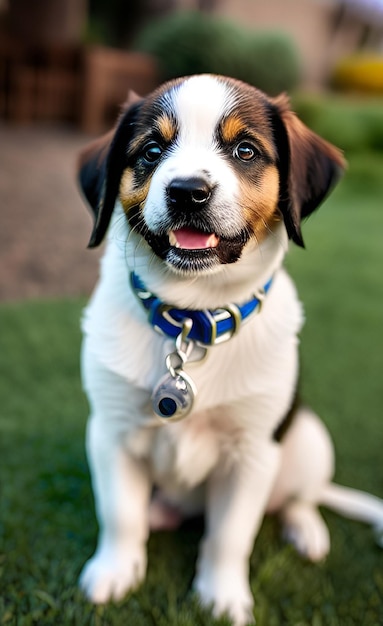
[271,94,346,248]
[77,92,142,248]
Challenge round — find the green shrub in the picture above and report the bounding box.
[292,93,383,153]
[134,11,301,95]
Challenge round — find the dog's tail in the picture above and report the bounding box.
[319,483,383,546]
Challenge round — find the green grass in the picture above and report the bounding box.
[1,152,383,625]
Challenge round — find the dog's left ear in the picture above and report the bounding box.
[271,94,346,247]
[77,91,142,248]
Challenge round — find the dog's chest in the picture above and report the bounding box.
[163,408,259,490]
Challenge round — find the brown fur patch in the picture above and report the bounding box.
[127,114,176,157]
[220,115,247,143]
[220,115,276,158]
[119,168,151,212]
[156,114,177,143]
[240,165,281,241]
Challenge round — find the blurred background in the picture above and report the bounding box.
[1,0,383,299]
[1,5,383,623]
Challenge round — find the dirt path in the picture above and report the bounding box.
[0,122,102,301]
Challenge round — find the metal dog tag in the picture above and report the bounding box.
[151,346,197,421]
[152,368,196,421]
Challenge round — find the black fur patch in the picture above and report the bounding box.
[273,390,300,443]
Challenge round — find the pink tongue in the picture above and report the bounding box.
[171,228,219,250]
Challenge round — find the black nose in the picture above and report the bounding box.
[167,177,212,210]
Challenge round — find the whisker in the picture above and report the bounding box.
[112,213,129,243]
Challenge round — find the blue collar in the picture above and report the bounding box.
[130,272,273,347]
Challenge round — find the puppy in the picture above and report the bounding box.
[77,75,383,625]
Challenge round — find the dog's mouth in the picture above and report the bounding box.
[165,227,224,273]
[168,227,220,251]
[163,226,248,274]
[128,208,249,274]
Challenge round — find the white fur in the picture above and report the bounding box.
[79,77,383,626]
[144,78,241,238]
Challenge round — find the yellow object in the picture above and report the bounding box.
[333,55,383,93]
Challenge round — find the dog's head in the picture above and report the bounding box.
[78,75,345,276]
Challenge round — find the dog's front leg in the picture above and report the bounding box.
[194,434,281,626]
[79,413,151,604]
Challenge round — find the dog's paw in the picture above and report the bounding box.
[79,545,147,604]
[193,567,255,626]
[282,501,330,562]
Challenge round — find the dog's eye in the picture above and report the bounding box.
[233,141,258,162]
[142,141,163,163]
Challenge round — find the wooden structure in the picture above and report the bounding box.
[0,0,159,133]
